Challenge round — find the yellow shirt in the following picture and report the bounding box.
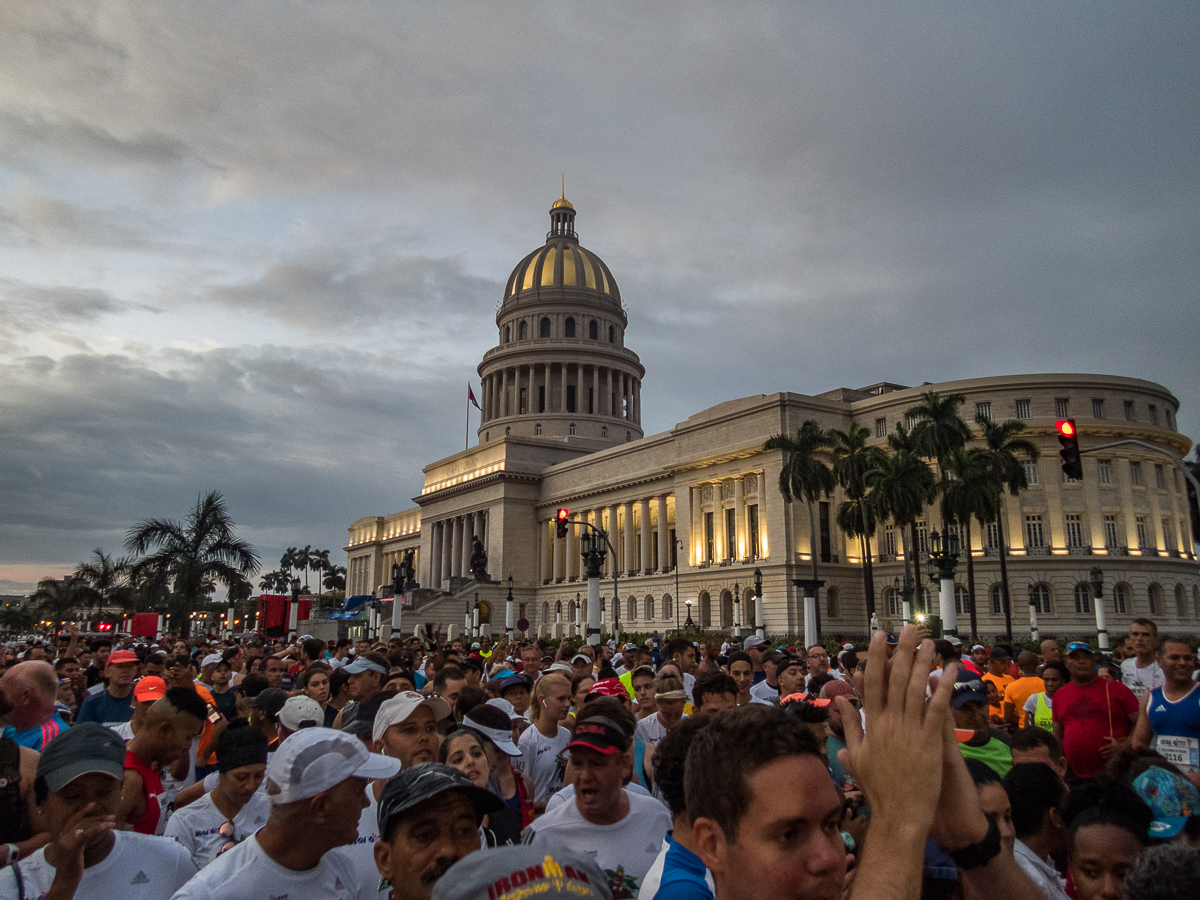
[982,672,1014,720]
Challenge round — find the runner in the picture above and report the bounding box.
[1022,662,1067,734]
[373,692,452,768]
[119,687,207,834]
[1132,636,1200,782]
[631,666,658,720]
[1,723,196,900]
[635,674,687,746]
[518,673,571,808]
[1121,619,1166,702]
[1002,651,1044,729]
[726,653,754,706]
[951,677,1013,777]
[76,649,139,727]
[440,729,521,846]
[1003,764,1070,900]
[1053,643,1138,781]
[691,673,737,716]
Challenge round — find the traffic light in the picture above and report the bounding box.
[556,508,570,538]
[1056,419,1083,481]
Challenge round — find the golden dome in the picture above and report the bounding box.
[551,196,574,210]
[504,239,619,300]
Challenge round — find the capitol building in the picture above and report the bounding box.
[345,197,1200,641]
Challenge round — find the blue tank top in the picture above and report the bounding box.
[633,736,648,788]
[1146,684,1200,771]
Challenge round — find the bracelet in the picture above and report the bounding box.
[3,843,18,865]
[947,813,1001,870]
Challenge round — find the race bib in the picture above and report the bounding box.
[1154,735,1200,771]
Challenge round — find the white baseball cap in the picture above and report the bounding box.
[279,695,325,731]
[264,727,398,805]
[372,692,452,744]
[201,654,223,668]
[486,697,516,718]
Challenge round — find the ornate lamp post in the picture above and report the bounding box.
[684,597,695,629]
[925,529,960,637]
[289,577,301,640]
[674,538,684,637]
[733,583,742,638]
[1089,567,1109,650]
[390,561,404,639]
[1026,583,1039,643]
[505,575,514,640]
[754,566,764,639]
[894,575,913,624]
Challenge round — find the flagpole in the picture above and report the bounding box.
[465,383,470,451]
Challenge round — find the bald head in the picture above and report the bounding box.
[0,661,58,729]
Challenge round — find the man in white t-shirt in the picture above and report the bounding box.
[168,727,399,900]
[1,723,196,900]
[524,708,671,895]
[1121,618,1166,702]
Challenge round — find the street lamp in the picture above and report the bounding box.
[925,529,960,637]
[733,583,742,638]
[753,566,764,639]
[505,575,514,640]
[674,537,684,636]
[684,598,695,629]
[390,561,404,639]
[1089,567,1109,650]
[289,577,301,640]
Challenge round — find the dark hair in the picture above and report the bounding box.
[328,666,352,697]
[455,685,487,718]
[1064,779,1153,852]
[964,758,1002,787]
[1004,763,1067,838]
[570,672,596,697]
[464,703,512,732]
[1041,661,1068,681]
[806,673,835,698]
[1010,726,1063,761]
[933,640,957,661]
[576,697,635,748]
[1130,618,1158,635]
[841,650,859,671]
[727,651,752,668]
[300,638,323,663]
[433,666,465,693]
[144,652,165,668]
[216,719,269,771]
[684,705,822,840]
[236,673,269,698]
[164,686,208,721]
[89,640,113,653]
[439,726,486,764]
[655,716,709,817]
[694,672,737,708]
[1123,843,1200,900]
[168,655,190,669]
[664,638,693,661]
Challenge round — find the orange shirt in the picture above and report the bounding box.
[982,672,1014,719]
[192,682,218,764]
[1003,675,1045,727]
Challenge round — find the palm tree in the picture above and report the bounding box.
[828,423,885,620]
[29,577,87,630]
[907,391,972,480]
[323,565,347,593]
[941,446,996,642]
[311,549,331,594]
[126,490,260,637]
[73,549,134,625]
[280,547,301,584]
[764,420,834,630]
[976,415,1040,643]
[295,545,314,591]
[258,569,291,593]
[868,424,936,612]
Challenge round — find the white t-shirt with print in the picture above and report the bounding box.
[749,680,779,706]
[524,789,672,894]
[326,786,387,900]
[2,832,196,900]
[163,790,270,870]
[1121,658,1166,701]
[636,713,687,747]
[517,723,570,803]
[168,833,359,900]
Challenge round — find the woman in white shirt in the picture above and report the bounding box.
[517,673,572,809]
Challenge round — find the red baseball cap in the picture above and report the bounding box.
[107,650,139,666]
[587,678,627,698]
[133,676,167,702]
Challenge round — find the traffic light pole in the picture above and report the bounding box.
[571,516,616,645]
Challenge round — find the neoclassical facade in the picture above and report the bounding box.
[346,199,1200,641]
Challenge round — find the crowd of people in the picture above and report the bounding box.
[0,617,1197,900]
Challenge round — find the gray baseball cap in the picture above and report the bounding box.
[37,723,127,792]
[432,845,611,900]
[377,763,503,838]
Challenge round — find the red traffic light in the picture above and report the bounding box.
[555,508,570,538]
[1055,420,1075,437]
[557,508,569,521]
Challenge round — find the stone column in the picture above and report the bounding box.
[711,481,723,562]
[623,500,636,575]
[450,517,464,579]
[606,368,614,417]
[430,522,443,589]
[633,381,640,425]
[461,514,474,577]
[441,520,454,584]
[657,495,670,572]
[592,365,599,416]
[640,498,652,575]
[560,362,568,413]
[609,504,620,573]
[538,521,548,584]
[475,511,487,566]
[566,513,577,580]
[499,369,508,417]
[734,477,746,561]
[691,487,702,564]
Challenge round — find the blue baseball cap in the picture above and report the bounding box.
[1133,766,1200,838]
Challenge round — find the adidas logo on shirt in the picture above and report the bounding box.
[131,871,150,885]
[1154,704,1167,712]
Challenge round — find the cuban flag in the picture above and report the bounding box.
[468,383,481,410]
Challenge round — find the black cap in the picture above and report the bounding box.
[499,673,532,694]
[988,647,1011,661]
[37,722,126,792]
[377,762,504,838]
[243,687,288,717]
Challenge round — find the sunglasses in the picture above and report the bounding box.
[1066,643,1091,652]
[217,820,239,855]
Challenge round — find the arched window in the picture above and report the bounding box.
[1113,583,1129,614]
[589,320,598,340]
[919,586,931,612]
[539,317,551,338]
[662,593,673,619]
[518,321,528,340]
[700,591,712,627]
[503,325,510,343]
[645,595,654,619]
[625,431,631,442]
[601,426,608,438]
[484,431,489,442]
[826,587,840,618]
[505,426,511,436]
[568,423,576,436]
[534,423,542,436]
[565,317,575,338]
[1030,583,1052,615]
[954,585,968,616]
[885,588,901,617]
[608,325,614,343]
[627,597,637,621]
[1074,584,1092,614]
[990,584,1007,615]
[1148,583,1162,615]
[1176,584,1187,617]
[542,602,549,624]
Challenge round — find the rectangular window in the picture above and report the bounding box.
[1130,461,1142,486]
[566,385,576,414]
[1103,514,1119,549]
[1155,464,1166,489]
[1015,399,1031,419]
[975,401,991,421]
[985,521,999,550]
[747,506,760,558]
[1062,467,1078,485]
[1097,459,1112,485]
[1162,518,1173,551]
[725,508,737,561]
[538,385,545,413]
[1149,404,1158,425]
[1025,515,1045,548]
[875,417,887,438]
[884,524,896,556]
[1166,408,1175,430]
[1172,469,1179,491]
[905,412,919,431]
[916,520,928,554]
[1124,400,1135,421]
[669,529,677,568]
[1092,398,1105,419]
[1055,398,1069,418]
[1135,516,1148,549]
[1023,459,1039,485]
[1065,514,1084,548]
[588,387,594,415]
[520,387,528,414]
[819,501,832,563]
[704,513,715,562]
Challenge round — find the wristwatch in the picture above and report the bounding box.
[947,813,1001,870]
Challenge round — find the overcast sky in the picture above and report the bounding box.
[2,2,1197,596]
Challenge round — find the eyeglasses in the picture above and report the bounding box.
[1066,643,1091,652]
[217,820,238,855]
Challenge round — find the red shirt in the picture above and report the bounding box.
[1052,678,1138,779]
[124,749,164,835]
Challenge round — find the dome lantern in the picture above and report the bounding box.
[548,194,577,242]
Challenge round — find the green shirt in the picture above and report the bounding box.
[960,737,1013,778]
